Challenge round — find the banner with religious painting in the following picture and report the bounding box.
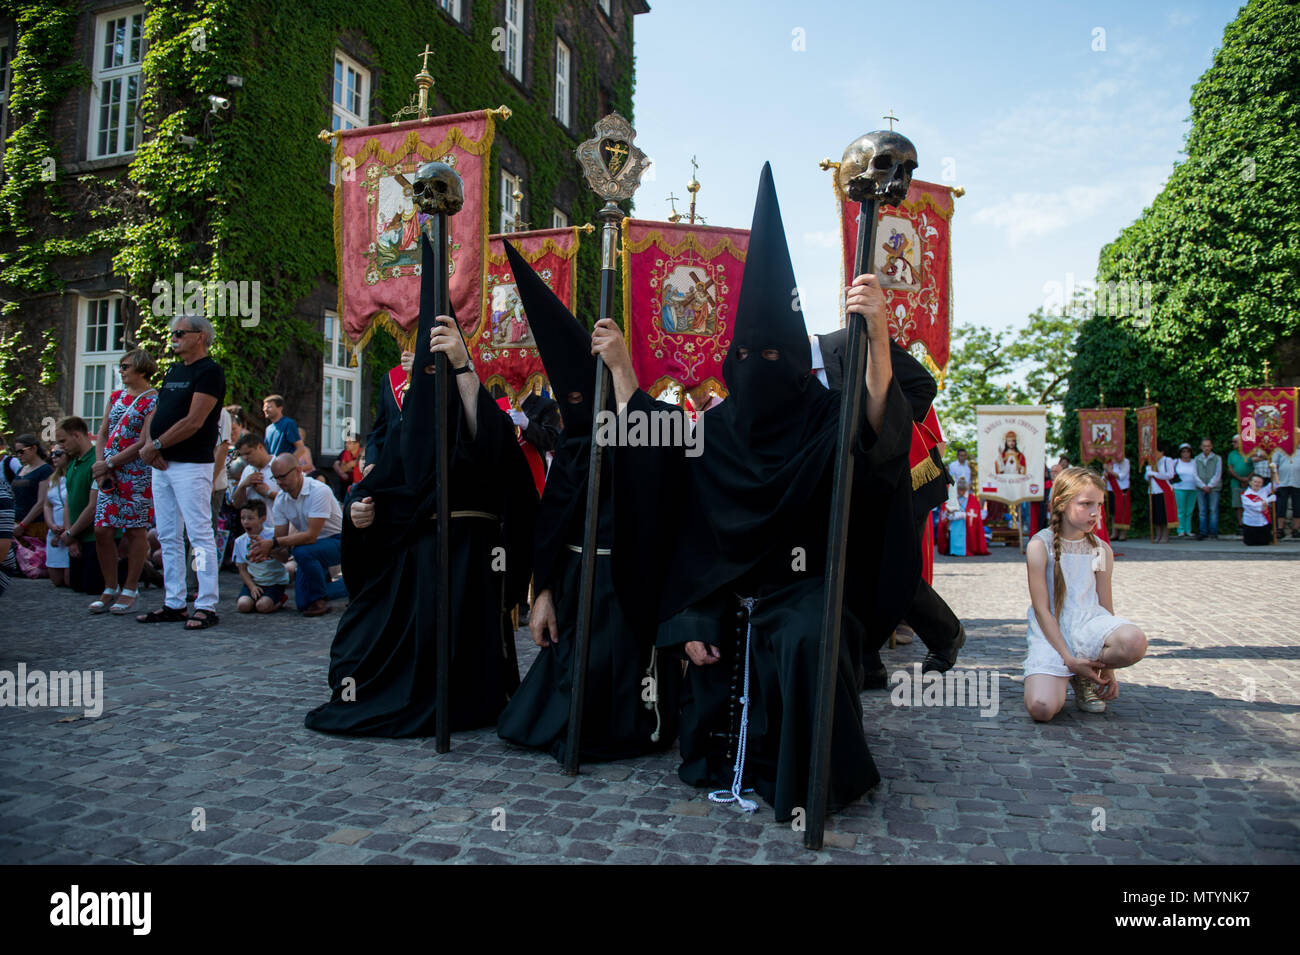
[472,226,583,403]
[622,219,749,407]
[1135,405,1159,466]
[975,405,1047,504]
[332,109,499,349]
[1237,387,1297,457]
[836,178,956,378]
[1078,408,1126,465]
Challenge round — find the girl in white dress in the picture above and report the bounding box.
[1023,467,1148,720]
[42,445,71,588]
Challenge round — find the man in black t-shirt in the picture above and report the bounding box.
[137,314,227,629]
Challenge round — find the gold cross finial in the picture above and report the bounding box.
[883,109,900,131]
[1263,359,1272,386]
[418,44,435,74]
[1144,385,1151,404]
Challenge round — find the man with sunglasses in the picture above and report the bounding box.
[137,314,226,629]
[249,453,345,616]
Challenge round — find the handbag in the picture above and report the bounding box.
[15,535,47,578]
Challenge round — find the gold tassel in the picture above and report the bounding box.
[911,454,940,491]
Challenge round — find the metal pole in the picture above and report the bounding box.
[806,195,878,850]
[563,201,621,775]
[428,219,453,755]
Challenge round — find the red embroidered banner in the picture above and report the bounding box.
[473,227,582,404]
[837,178,956,375]
[1237,387,1297,456]
[1078,408,1126,464]
[622,219,749,407]
[1135,405,1159,466]
[332,110,497,348]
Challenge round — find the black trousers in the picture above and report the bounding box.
[69,539,105,596]
[865,516,963,671]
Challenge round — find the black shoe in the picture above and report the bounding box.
[923,623,967,674]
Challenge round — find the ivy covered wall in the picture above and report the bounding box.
[0,0,640,437]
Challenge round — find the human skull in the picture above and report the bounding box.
[837,131,918,206]
[412,161,465,216]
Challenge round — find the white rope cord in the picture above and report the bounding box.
[709,596,758,812]
[645,646,662,743]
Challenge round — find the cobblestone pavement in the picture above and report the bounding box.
[2,538,1297,865]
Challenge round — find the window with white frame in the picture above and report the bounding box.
[554,39,570,127]
[551,207,568,229]
[76,297,128,420]
[329,51,369,184]
[89,8,145,159]
[322,310,360,455]
[503,0,524,80]
[436,0,461,20]
[500,170,521,233]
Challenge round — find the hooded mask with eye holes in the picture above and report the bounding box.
[721,162,820,450]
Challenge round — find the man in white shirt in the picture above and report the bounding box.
[250,453,345,616]
[948,448,972,487]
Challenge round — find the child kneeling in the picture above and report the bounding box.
[233,500,289,613]
[1023,467,1148,721]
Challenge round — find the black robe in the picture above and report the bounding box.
[304,358,537,737]
[623,376,913,821]
[497,399,680,762]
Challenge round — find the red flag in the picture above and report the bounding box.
[837,178,956,376]
[1237,387,1297,457]
[622,219,749,406]
[1135,405,1159,467]
[1078,408,1125,465]
[472,227,583,404]
[332,110,498,348]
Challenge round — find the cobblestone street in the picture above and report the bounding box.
[2,538,1297,865]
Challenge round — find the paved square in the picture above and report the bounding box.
[2,537,1296,864]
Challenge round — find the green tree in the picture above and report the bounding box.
[1066,0,1300,481]
[936,303,1083,454]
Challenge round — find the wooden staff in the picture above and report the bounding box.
[412,160,463,754]
[806,128,918,851]
[564,114,649,776]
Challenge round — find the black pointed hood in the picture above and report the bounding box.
[722,162,818,450]
[504,240,597,435]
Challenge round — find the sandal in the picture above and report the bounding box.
[136,605,188,624]
[89,588,121,614]
[185,609,220,630]
[109,589,139,615]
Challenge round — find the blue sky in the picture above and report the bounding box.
[630,0,1245,336]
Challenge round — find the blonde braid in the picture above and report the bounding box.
[1050,506,1067,620]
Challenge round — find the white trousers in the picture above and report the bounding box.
[151,461,218,611]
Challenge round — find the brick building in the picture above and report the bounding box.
[0,0,648,467]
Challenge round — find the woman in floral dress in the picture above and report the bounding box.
[90,348,159,614]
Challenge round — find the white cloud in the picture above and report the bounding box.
[1168,10,1198,27]
[971,184,1126,245]
[802,229,839,248]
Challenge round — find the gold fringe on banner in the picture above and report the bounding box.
[910,453,941,491]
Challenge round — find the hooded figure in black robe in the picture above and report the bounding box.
[496,242,679,762]
[304,236,537,737]
[620,164,913,821]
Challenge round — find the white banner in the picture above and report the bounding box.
[975,405,1048,504]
